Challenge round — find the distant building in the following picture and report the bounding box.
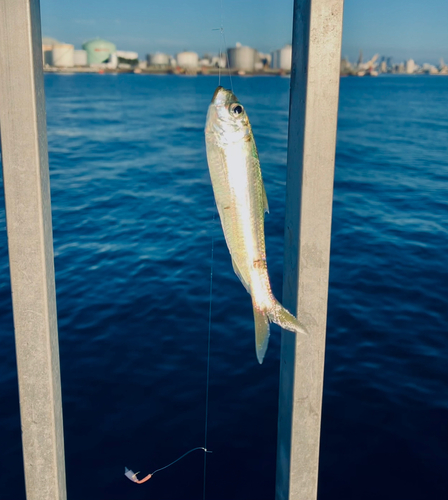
[211,55,226,68]
[106,53,118,69]
[147,53,170,66]
[271,44,292,71]
[257,52,272,68]
[82,39,117,66]
[176,51,199,69]
[406,59,415,74]
[198,57,212,67]
[227,43,257,72]
[42,36,59,65]
[340,57,353,75]
[116,50,139,61]
[74,50,88,67]
[422,63,438,74]
[52,44,74,68]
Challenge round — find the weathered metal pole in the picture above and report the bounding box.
[276,1,344,499]
[0,1,67,500]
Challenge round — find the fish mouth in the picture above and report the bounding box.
[211,86,237,106]
[211,86,224,103]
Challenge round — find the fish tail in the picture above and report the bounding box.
[267,299,308,337]
[252,302,270,364]
[253,299,308,364]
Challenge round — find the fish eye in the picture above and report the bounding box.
[229,103,244,117]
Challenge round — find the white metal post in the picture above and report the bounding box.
[276,1,344,499]
[0,1,67,500]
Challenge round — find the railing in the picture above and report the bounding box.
[0,2,67,500]
[0,1,343,499]
[277,2,344,499]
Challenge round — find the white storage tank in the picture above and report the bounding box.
[271,44,292,71]
[106,52,118,69]
[42,37,59,66]
[227,43,256,72]
[116,50,139,61]
[74,50,87,67]
[176,51,199,69]
[52,44,74,67]
[147,53,170,66]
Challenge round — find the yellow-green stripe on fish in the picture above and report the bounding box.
[205,86,308,364]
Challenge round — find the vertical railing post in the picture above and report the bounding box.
[0,2,67,500]
[276,1,344,499]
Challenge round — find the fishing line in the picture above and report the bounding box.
[151,447,212,476]
[203,211,215,500]
[125,447,212,485]
[212,0,233,92]
[125,217,216,494]
[126,3,228,496]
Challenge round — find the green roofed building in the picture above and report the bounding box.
[82,39,116,65]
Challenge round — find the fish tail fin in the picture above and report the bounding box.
[253,303,270,364]
[267,299,308,337]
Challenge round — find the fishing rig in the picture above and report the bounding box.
[124,225,214,494]
[124,8,233,499]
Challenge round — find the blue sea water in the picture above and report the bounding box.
[0,74,447,500]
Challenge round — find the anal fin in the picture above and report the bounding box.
[232,258,250,293]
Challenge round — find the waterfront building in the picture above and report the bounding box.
[271,44,292,71]
[258,52,272,68]
[340,57,354,75]
[73,50,87,67]
[42,36,59,66]
[421,63,438,74]
[116,50,138,61]
[227,43,257,72]
[176,51,199,68]
[82,38,117,65]
[209,54,226,68]
[147,52,170,66]
[106,53,118,69]
[51,44,74,68]
[199,56,212,67]
[406,59,416,74]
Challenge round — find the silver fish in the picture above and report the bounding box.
[205,86,307,364]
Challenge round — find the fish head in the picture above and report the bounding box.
[205,86,251,143]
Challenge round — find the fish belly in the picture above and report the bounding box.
[207,138,266,292]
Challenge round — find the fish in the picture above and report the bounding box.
[205,86,307,364]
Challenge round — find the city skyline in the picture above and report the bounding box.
[41,0,448,65]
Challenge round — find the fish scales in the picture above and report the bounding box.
[205,86,307,363]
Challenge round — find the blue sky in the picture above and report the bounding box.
[41,0,448,64]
